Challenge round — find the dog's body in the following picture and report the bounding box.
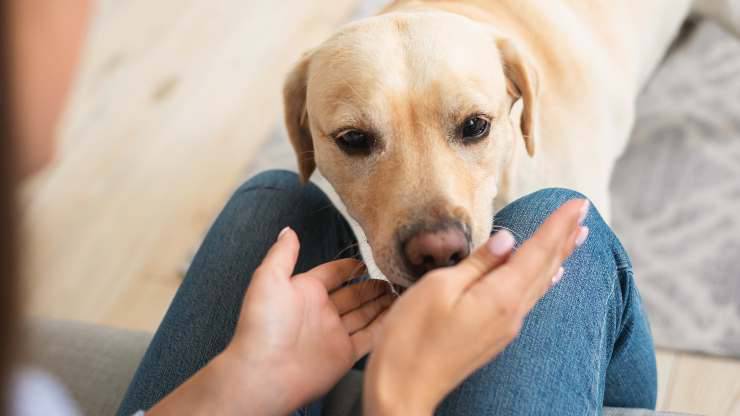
[284,0,739,286]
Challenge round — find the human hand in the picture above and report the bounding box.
[225,227,394,414]
[364,199,590,415]
[149,228,393,416]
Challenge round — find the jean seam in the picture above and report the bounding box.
[236,185,288,195]
[594,269,619,414]
[612,269,637,354]
[615,261,632,273]
[612,236,633,272]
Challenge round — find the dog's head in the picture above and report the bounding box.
[283,11,539,286]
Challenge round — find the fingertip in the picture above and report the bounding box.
[561,198,586,214]
[343,257,366,271]
[353,258,367,270]
[453,230,515,286]
[551,266,565,286]
[578,199,590,224]
[277,226,298,242]
[486,230,516,256]
[262,227,300,275]
[575,226,589,247]
[277,227,301,250]
[548,198,589,231]
[381,292,396,307]
[278,226,291,240]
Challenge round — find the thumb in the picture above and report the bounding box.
[254,227,300,281]
[450,230,516,290]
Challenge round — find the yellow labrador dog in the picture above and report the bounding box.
[283,0,739,286]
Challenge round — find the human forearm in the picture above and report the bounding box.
[147,350,294,416]
[364,353,441,416]
[364,380,437,416]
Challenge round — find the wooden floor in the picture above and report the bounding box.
[19,1,740,415]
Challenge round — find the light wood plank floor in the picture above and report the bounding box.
[19,1,740,415]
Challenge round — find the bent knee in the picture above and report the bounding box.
[236,170,302,194]
[496,188,593,227]
[494,188,611,245]
[525,188,590,207]
[231,170,332,214]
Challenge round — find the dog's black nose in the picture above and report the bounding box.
[402,224,470,280]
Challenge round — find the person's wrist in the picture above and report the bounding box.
[146,348,293,416]
[365,353,439,415]
[365,375,437,415]
[220,343,305,415]
[202,352,287,416]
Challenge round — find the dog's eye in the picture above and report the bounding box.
[335,130,374,155]
[461,116,491,143]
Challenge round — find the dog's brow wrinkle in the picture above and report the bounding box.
[336,78,376,111]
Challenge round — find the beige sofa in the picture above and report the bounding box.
[25,320,692,416]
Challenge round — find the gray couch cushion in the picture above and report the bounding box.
[23,320,151,416]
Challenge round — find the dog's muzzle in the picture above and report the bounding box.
[400,221,471,282]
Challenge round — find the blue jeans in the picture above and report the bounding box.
[116,170,656,416]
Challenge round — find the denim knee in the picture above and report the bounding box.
[236,169,302,193]
[495,188,591,239]
[496,188,588,225]
[227,170,334,221]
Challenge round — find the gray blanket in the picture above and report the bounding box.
[612,22,740,358]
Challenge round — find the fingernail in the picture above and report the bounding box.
[551,267,565,286]
[575,226,589,247]
[278,227,291,240]
[487,230,516,256]
[578,200,590,224]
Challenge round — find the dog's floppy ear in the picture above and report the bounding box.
[497,39,539,157]
[283,52,315,182]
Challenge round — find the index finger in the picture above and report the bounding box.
[447,230,516,292]
[469,198,588,305]
[302,258,366,291]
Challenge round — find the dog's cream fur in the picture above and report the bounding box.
[283,0,738,286]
